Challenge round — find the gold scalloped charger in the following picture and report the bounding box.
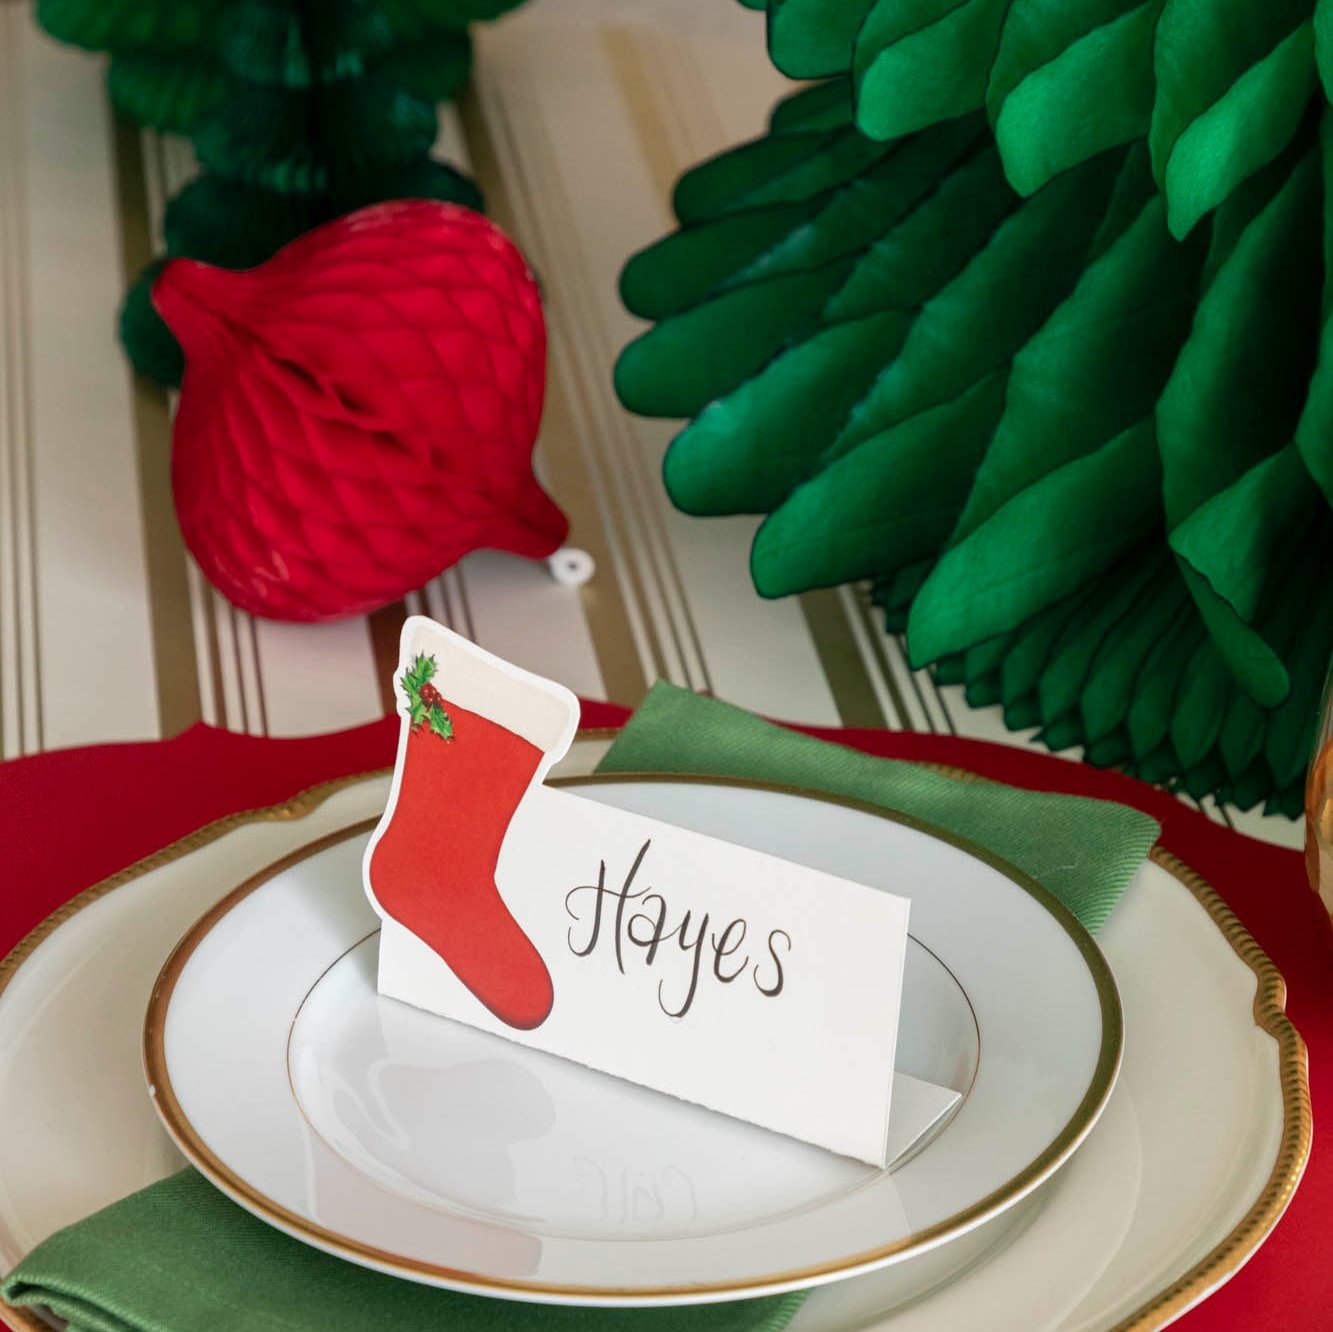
[0,757,1310,1330]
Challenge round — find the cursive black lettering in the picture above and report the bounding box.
[565,860,612,957]
[658,910,709,1018]
[566,844,654,973]
[612,841,653,975]
[754,929,790,997]
[566,843,791,1018]
[710,919,748,983]
[627,892,670,963]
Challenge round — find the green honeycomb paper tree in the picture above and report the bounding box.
[38,0,522,385]
[614,6,1333,816]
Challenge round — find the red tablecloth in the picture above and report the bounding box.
[3,712,1330,1330]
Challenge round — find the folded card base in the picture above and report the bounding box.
[365,618,920,1167]
[378,916,959,1167]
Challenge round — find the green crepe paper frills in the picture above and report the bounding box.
[37,0,507,387]
[778,0,1328,241]
[193,77,438,194]
[1036,549,1162,730]
[163,158,481,271]
[1171,449,1321,708]
[162,174,330,270]
[1295,110,1333,504]
[370,32,473,105]
[819,147,1017,325]
[663,310,915,515]
[674,127,896,225]
[218,0,394,86]
[1148,0,1316,236]
[123,156,482,386]
[119,260,187,388]
[1158,141,1323,536]
[767,78,857,133]
[37,0,225,52]
[615,73,1333,811]
[616,263,856,422]
[986,0,1160,197]
[940,191,1202,549]
[906,422,1162,663]
[108,52,228,134]
[824,148,1129,461]
[1156,136,1323,705]
[621,200,828,321]
[378,0,526,28]
[873,558,934,634]
[750,374,1004,598]
[853,0,1009,140]
[769,0,875,79]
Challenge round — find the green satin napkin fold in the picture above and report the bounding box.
[2,687,1158,1332]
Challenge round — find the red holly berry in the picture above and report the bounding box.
[153,200,567,622]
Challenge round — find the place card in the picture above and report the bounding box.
[364,616,955,1166]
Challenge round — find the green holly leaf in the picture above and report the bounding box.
[402,653,435,692]
[399,653,440,730]
[427,704,454,739]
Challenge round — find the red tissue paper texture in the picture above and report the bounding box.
[153,200,568,623]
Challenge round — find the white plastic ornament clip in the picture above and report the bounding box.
[546,546,595,587]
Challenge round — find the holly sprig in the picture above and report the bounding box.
[400,653,454,740]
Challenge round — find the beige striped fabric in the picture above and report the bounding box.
[0,0,1300,848]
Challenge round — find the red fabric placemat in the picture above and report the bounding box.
[2,709,1329,1329]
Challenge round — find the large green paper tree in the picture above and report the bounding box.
[614,5,1333,815]
[39,0,520,385]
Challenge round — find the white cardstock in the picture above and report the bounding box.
[364,617,928,1167]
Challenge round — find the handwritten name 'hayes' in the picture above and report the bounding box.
[564,840,790,1019]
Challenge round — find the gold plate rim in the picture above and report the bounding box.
[136,771,1123,1301]
[0,763,1310,1328]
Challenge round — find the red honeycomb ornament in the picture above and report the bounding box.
[153,200,566,622]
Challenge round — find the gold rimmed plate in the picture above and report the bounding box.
[140,774,1120,1306]
[0,758,1308,1329]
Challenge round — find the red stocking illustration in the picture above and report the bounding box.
[366,627,578,1030]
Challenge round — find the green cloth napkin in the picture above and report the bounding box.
[3,684,1158,1332]
[600,684,1160,933]
[2,1173,801,1332]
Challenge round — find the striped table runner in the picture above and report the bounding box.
[0,0,1300,848]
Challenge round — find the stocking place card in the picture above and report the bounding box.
[364,616,957,1166]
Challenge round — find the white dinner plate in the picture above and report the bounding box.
[141,774,1119,1305]
[0,748,1308,1331]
